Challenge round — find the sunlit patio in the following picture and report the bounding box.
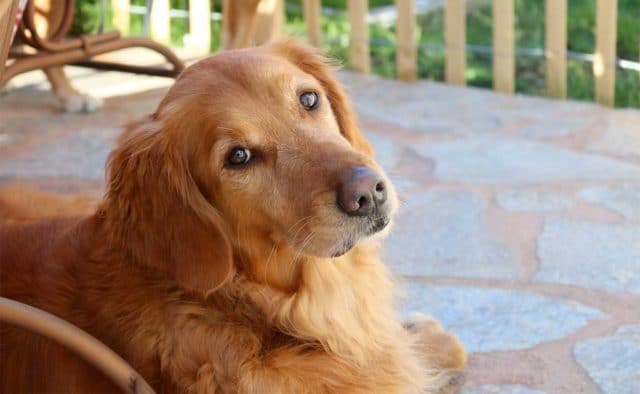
[2,57,639,393]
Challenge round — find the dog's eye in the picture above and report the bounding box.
[227,147,252,166]
[299,92,319,111]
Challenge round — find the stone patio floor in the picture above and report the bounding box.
[1,64,639,394]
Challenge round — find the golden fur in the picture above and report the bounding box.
[0,41,466,393]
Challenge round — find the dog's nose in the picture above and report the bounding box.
[337,166,387,217]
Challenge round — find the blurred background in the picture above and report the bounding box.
[69,0,640,107]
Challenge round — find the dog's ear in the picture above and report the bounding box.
[103,117,234,295]
[269,40,373,156]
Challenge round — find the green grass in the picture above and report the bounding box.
[73,0,639,108]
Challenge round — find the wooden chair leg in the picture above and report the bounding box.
[0,297,155,394]
[0,0,19,78]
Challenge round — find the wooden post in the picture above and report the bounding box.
[396,0,417,81]
[444,0,466,85]
[222,0,260,49]
[187,0,211,54]
[303,0,322,47]
[545,0,566,98]
[150,0,171,44]
[253,0,285,46]
[348,0,370,73]
[0,0,18,81]
[492,0,514,93]
[594,0,617,106]
[111,0,130,35]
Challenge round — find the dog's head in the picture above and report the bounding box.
[104,41,397,294]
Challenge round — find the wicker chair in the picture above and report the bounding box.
[1,0,184,87]
[0,297,156,394]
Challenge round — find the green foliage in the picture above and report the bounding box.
[617,0,640,60]
[568,58,595,100]
[70,0,102,36]
[616,68,640,107]
[308,0,394,10]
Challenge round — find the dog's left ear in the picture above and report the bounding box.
[103,118,234,296]
[269,40,373,156]
[166,188,235,296]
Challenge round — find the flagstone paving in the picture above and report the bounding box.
[400,285,602,353]
[495,190,574,213]
[413,135,640,185]
[579,185,640,221]
[536,218,640,293]
[385,191,519,279]
[460,384,547,394]
[1,65,639,394]
[574,325,640,394]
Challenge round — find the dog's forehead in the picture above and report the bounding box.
[174,50,342,143]
[202,51,320,92]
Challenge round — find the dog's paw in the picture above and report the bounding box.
[405,313,467,372]
[58,93,103,113]
[0,81,13,96]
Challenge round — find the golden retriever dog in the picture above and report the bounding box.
[0,40,466,393]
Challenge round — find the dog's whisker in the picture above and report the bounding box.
[234,221,251,269]
[263,242,279,286]
[287,215,314,236]
[289,232,315,272]
[286,215,316,245]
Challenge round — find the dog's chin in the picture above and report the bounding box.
[329,240,355,258]
[297,216,393,259]
[291,241,353,259]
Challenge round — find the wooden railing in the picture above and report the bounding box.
[110,0,622,106]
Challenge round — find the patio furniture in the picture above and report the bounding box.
[0,297,155,394]
[0,0,19,73]
[0,0,184,87]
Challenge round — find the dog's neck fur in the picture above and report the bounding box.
[237,240,419,372]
